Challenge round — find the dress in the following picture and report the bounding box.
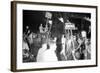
[37,44,58,62]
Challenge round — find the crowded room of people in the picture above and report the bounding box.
[22,10,91,63]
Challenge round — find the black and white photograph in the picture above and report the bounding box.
[22,10,91,63]
[11,1,97,71]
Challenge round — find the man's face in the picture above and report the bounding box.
[73,36,76,41]
[28,33,33,45]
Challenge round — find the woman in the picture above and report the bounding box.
[36,43,47,62]
[37,38,58,62]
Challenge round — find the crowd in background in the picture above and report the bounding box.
[22,24,91,62]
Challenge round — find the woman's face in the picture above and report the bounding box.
[50,43,57,51]
[42,44,47,49]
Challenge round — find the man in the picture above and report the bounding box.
[22,34,30,62]
[22,39,30,59]
[60,35,67,61]
[27,32,40,62]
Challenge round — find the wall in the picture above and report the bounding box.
[0,0,99,73]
